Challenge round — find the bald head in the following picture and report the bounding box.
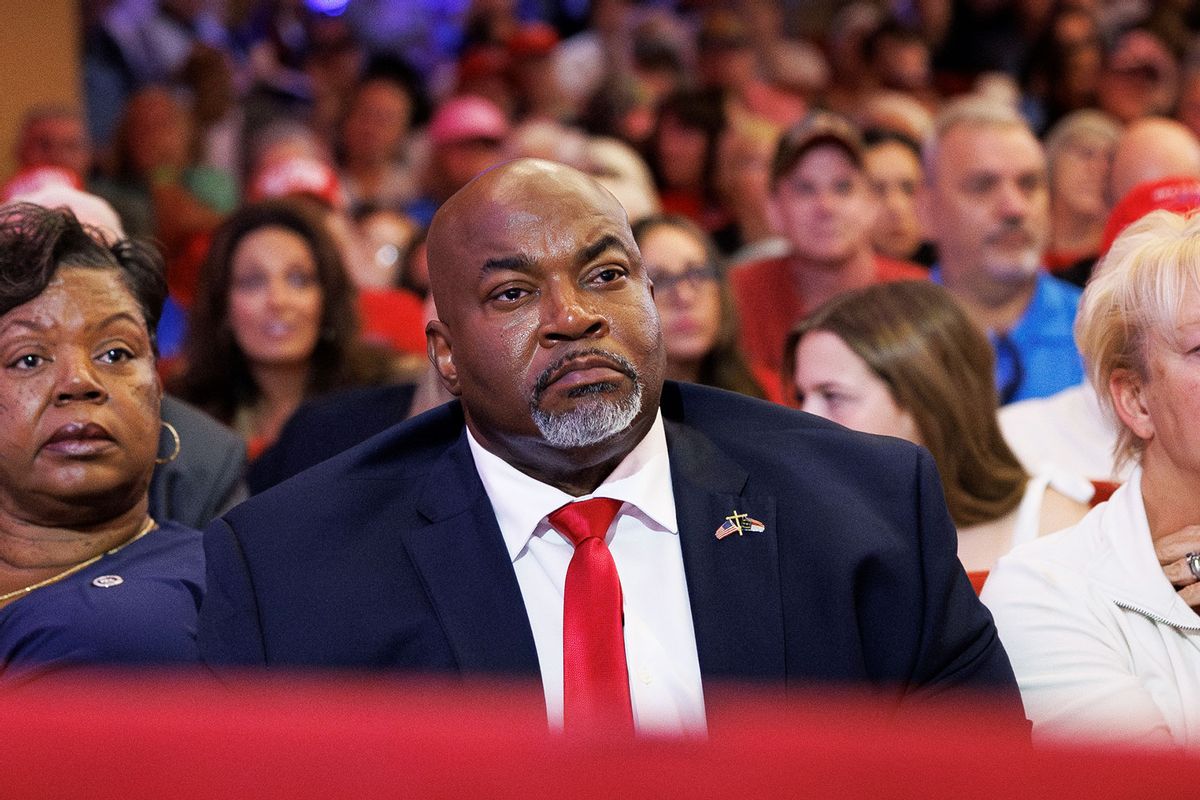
[427,158,631,322]
[1109,117,1200,205]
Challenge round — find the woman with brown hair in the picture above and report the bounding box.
[173,198,394,461]
[631,214,769,400]
[787,280,1090,589]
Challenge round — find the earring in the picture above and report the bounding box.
[156,421,181,465]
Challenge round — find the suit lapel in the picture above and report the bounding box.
[402,432,541,678]
[667,420,786,683]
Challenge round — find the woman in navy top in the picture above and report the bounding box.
[0,203,204,679]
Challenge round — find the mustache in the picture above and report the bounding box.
[985,221,1037,245]
[532,348,639,402]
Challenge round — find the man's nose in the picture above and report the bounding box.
[814,189,839,214]
[54,353,108,406]
[538,282,608,344]
[997,180,1031,220]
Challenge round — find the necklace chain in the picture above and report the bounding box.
[0,517,159,604]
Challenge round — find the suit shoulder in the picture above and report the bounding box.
[286,383,417,432]
[666,381,926,488]
[228,400,463,525]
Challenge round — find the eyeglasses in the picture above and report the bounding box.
[649,263,718,293]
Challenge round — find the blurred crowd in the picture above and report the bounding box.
[6,1,1190,447]
[5,0,1200,743]
[5,0,1198,523]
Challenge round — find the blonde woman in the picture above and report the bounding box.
[984,210,1200,747]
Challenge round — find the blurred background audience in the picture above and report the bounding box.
[3,0,1199,581]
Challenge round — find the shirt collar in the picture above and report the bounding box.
[466,410,677,563]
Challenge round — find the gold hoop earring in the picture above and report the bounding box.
[156,421,181,465]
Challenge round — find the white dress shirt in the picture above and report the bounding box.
[466,411,707,735]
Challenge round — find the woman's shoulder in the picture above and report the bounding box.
[1037,484,1091,537]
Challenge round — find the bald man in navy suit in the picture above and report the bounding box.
[199,159,1023,732]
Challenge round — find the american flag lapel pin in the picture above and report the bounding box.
[715,510,765,540]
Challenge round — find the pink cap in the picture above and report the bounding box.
[249,156,344,210]
[429,95,510,146]
[1100,176,1200,256]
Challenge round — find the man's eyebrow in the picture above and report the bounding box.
[578,234,634,266]
[477,235,636,277]
[480,254,536,277]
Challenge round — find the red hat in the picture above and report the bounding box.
[249,156,344,210]
[428,95,510,146]
[1100,176,1200,256]
[458,45,510,85]
[1,165,82,202]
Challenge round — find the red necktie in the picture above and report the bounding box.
[547,497,634,736]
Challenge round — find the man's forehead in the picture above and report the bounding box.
[944,124,1040,157]
[942,126,1043,172]
[448,166,626,234]
[455,206,634,265]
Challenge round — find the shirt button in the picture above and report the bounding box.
[638,668,653,685]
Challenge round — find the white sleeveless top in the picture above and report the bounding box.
[1010,467,1095,547]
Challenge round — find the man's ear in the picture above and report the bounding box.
[426,319,462,397]
[1110,367,1154,442]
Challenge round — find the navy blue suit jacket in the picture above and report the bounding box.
[199,382,1021,710]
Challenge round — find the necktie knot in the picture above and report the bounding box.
[548,497,624,547]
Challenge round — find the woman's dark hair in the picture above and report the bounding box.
[631,213,765,399]
[174,197,385,424]
[0,203,167,349]
[648,88,728,206]
[335,69,421,169]
[364,54,431,127]
[786,281,1027,528]
[1020,7,1104,132]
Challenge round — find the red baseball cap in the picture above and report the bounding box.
[1,165,82,202]
[1100,176,1200,256]
[508,23,558,58]
[248,156,345,210]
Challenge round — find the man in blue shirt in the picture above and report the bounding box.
[922,96,1083,403]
